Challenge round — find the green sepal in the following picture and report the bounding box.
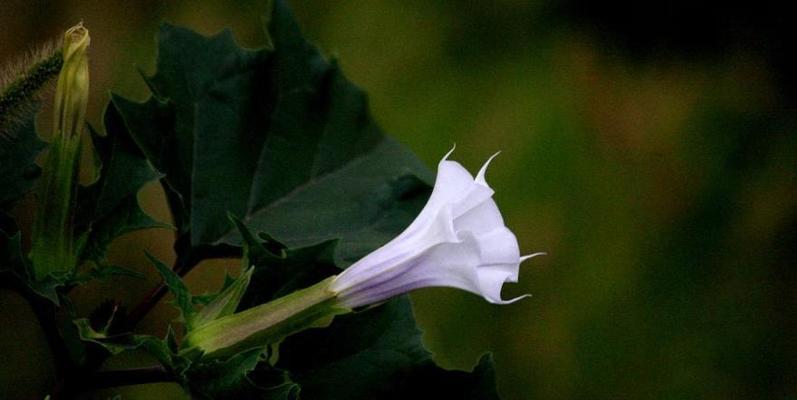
[181,276,349,360]
[193,266,254,328]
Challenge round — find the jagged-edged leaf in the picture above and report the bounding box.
[74,318,178,369]
[113,0,432,268]
[0,214,61,303]
[111,23,270,242]
[277,297,501,400]
[230,214,286,268]
[0,107,45,210]
[75,103,167,263]
[233,218,337,310]
[186,348,298,400]
[146,252,195,326]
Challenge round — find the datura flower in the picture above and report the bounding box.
[183,149,542,358]
[330,149,544,308]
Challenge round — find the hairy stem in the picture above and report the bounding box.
[0,49,63,135]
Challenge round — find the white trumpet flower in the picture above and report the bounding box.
[183,149,543,358]
[330,149,543,308]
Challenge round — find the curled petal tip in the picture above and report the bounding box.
[442,144,457,162]
[492,293,531,305]
[476,151,501,184]
[519,252,546,263]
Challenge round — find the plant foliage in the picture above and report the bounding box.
[0,1,503,398]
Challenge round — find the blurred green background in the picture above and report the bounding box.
[2,1,795,399]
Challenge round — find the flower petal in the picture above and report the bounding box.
[474,226,521,265]
[454,199,505,234]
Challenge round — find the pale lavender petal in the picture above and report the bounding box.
[451,183,494,218]
[454,199,505,234]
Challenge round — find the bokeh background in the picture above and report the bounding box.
[2,1,796,399]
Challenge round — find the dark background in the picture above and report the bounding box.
[1,1,795,398]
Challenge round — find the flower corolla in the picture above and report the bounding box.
[330,149,543,308]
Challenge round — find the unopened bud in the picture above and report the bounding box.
[30,23,90,280]
[53,22,90,138]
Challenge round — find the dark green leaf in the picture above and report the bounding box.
[185,348,298,400]
[0,111,45,210]
[74,318,178,369]
[407,354,502,400]
[277,297,500,400]
[113,0,432,268]
[88,104,160,219]
[114,25,270,242]
[230,214,286,268]
[146,252,195,326]
[233,218,338,310]
[75,103,167,263]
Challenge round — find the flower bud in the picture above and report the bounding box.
[30,23,90,280]
[53,22,90,139]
